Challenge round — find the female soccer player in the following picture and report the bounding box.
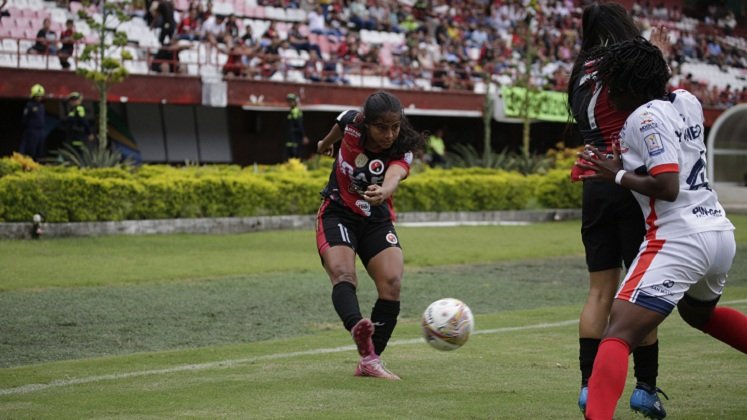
[315,91,424,380]
[576,37,747,420]
[567,4,666,416]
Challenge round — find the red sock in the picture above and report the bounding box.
[586,338,630,420]
[702,307,747,353]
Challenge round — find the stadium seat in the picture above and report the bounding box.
[0,52,18,68]
[1,39,18,52]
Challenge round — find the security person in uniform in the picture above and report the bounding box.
[20,84,47,160]
[65,92,93,150]
[285,93,308,160]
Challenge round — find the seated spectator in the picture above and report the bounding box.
[303,49,323,82]
[258,34,284,79]
[321,50,347,84]
[58,19,75,70]
[220,34,255,77]
[307,4,324,32]
[288,22,322,58]
[29,18,58,55]
[348,0,375,31]
[176,8,201,41]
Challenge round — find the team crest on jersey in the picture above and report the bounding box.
[644,132,664,156]
[368,159,385,175]
[355,199,371,216]
[355,153,369,167]
[385,232,398,245]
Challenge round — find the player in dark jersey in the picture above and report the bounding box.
[567,3,666,417]
[315,91,425,380]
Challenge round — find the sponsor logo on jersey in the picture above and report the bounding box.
[663,280,675,288]
[385,232,398,245]
[639,121,659,132]
[644,132,664,156]
[355,153,368,167]
[692,206,723,217]
[346,125,361,138]
[356,199,371,216]
[682,124,702,142]
[369,159,385,175]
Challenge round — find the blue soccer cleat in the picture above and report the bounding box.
[578,386,588,412]
[630,383,669,419]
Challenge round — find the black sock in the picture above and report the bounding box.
[579,338,601,387]
[371,299,400,356]
[633,340,659,389]
[331,282,362,331]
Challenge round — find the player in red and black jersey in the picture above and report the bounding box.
[315,91,424,380]
[567,3,666,417]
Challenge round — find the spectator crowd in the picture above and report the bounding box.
[4,0,747,108]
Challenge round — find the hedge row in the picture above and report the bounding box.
[0,164,581,223]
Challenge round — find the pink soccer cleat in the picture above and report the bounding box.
[354,355,400,380]
[351,318,375,357]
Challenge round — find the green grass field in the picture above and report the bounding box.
[1,216,746,419]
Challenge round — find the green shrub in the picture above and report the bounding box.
[0,163,583,222]
[531,169,583,209]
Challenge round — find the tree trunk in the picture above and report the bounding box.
[98,81,107,150]
[482,77,493,164]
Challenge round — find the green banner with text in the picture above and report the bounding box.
[501,87,572,123]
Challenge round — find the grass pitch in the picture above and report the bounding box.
[0,216,745,419]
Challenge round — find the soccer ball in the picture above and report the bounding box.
[421,298,474,351]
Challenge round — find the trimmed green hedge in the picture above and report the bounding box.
[0,163,581,223]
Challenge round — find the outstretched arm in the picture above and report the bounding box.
[576,145,679,202]
[317,123,343,156]
[363,164,407,206]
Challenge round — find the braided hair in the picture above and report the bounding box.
[567,3,640,100]
[591,37,671,105]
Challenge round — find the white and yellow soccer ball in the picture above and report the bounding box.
[421,298,474,351]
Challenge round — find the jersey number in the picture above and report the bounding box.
[685,152,711,191]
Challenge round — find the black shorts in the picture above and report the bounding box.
[581,180,646,272]
[316,198,402,267]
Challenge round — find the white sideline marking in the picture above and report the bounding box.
[399,221,530,227]
[2,298,745,397]
[0,319,579,396]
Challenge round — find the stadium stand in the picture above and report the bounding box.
[0,0,745,108]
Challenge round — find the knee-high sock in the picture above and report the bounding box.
[586,338,630,420]
[701,307,747,353]
[331,282,362,331]
[371,299,399,356]
[633,340,658,388]
[579,338,601,387]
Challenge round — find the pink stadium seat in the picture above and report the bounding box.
[233,0,245,16]
[69,1,83,15]
[245,6,264,18]
[379,45,393,68]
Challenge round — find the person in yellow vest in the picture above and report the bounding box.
[20,84,47,160]
[285,93,308,160]
[426,128,446,167]
[64,92,93,150]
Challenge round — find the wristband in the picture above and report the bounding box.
[614,169,626,185]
